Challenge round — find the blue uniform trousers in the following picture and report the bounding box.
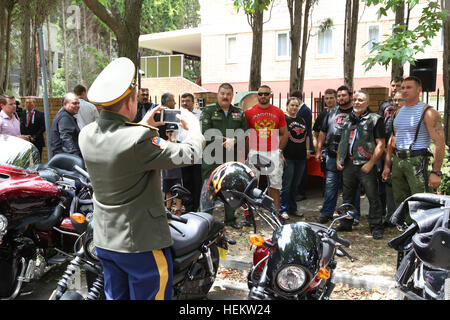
[96,247,173,300]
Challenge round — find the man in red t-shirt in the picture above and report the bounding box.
[245,85,288,214]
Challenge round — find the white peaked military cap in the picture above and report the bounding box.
[87,57,136,107]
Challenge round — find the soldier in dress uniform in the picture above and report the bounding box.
[78,57,204,300]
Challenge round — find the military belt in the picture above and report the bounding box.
[394,148,429,159]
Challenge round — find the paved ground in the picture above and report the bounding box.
[16,175,403,300]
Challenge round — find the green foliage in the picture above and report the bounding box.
[233,0,272,14]
[434,145,450,195]
[140,0,200,34]
[362,0,448,71]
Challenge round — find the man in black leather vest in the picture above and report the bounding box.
[315,86,360,224]
[337,91,385,239]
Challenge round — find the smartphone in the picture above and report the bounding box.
[160,109,181,124]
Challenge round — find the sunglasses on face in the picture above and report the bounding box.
[257,92,271,96]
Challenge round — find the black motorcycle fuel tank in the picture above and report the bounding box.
[267,223,323,286]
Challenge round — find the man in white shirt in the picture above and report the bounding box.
[74,84,100,129]
[178,93,202,212]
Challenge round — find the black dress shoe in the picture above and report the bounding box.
[383,221,395,228]
[335,223,353,232]
[226,222,242,230]
[243,220,252,227]
[372,229,384,240]
[317,215,331,224]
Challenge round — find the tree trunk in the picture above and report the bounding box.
[391,1,405,78]
[82,0,144,68]
[442,0,450,146]
[46,18,53,96]
[62,0,69,92]
[288,0,303,94]
[343,0,359,91]
[248,6,264,91]
[298,0,312,95]
[20,1,32,96]
[0,0,7,93]
[3,1,14,93]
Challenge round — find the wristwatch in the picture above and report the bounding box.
[430,170,442,177]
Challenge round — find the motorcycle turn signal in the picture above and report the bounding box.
[249,234,265,247]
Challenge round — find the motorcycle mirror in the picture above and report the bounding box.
[169,184,192,199]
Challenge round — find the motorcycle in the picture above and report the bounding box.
[0,134,92,300]
[388,193,450,300]
[200,161,355,300]
[50,182,236,300]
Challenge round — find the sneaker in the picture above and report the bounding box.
[281,213,290,220]
[290,211,304,218]
[317,215,331,224]
[352,219,360,226]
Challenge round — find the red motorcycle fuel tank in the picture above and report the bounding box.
[0,165,61,229]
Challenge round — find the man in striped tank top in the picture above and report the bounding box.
[382,76,445,224]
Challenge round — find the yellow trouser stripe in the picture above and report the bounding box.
[153,249,168,300]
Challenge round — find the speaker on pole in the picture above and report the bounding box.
[409,58,438,92]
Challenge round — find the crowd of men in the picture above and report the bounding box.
[0,76,445,238]
[0,54,446,300]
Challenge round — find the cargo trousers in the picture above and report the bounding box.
[391,153,430,223]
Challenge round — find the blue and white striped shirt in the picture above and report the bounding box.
[393,102,430,151]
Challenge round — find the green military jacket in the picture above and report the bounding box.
[200,103,248,180]
[338,112,381,166]
[79,110,204,253]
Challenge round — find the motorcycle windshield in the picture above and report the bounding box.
[0,134,40,169]
[268,223,322,276]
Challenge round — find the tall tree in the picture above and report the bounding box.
[391,1,405,78]
[363,0,446,72]
[287,0,303,94]
[0,0,16,93]
[287,0,315,95]
[82,0,144,67]
[364,0,449,145]
[234,0,272,91]
[442,0,450,145]
[343,0,359,90]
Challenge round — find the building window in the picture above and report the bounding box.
[367,24,380,53]
[226,35,238,63]
[277,31,291,59]
[318,29,332,56]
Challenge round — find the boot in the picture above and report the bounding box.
[335,218,353,232]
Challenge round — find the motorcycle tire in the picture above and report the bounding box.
[198,244,220,296]
[60,290,84,300]
[0,258,18,299]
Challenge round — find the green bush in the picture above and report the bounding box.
[436,145,450,195]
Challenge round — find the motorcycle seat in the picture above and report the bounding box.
[170,212,224,258]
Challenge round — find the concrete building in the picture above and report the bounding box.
[138,0,445,109]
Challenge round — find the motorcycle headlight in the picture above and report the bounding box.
[276,265,307,292]
[0,215,8,232]
[85,238,98,261]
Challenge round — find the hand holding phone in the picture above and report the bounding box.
[161,109,181,124]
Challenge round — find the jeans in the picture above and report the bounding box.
[342,160,383,231]
[280,159,307,214]
[321,155,361,219]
